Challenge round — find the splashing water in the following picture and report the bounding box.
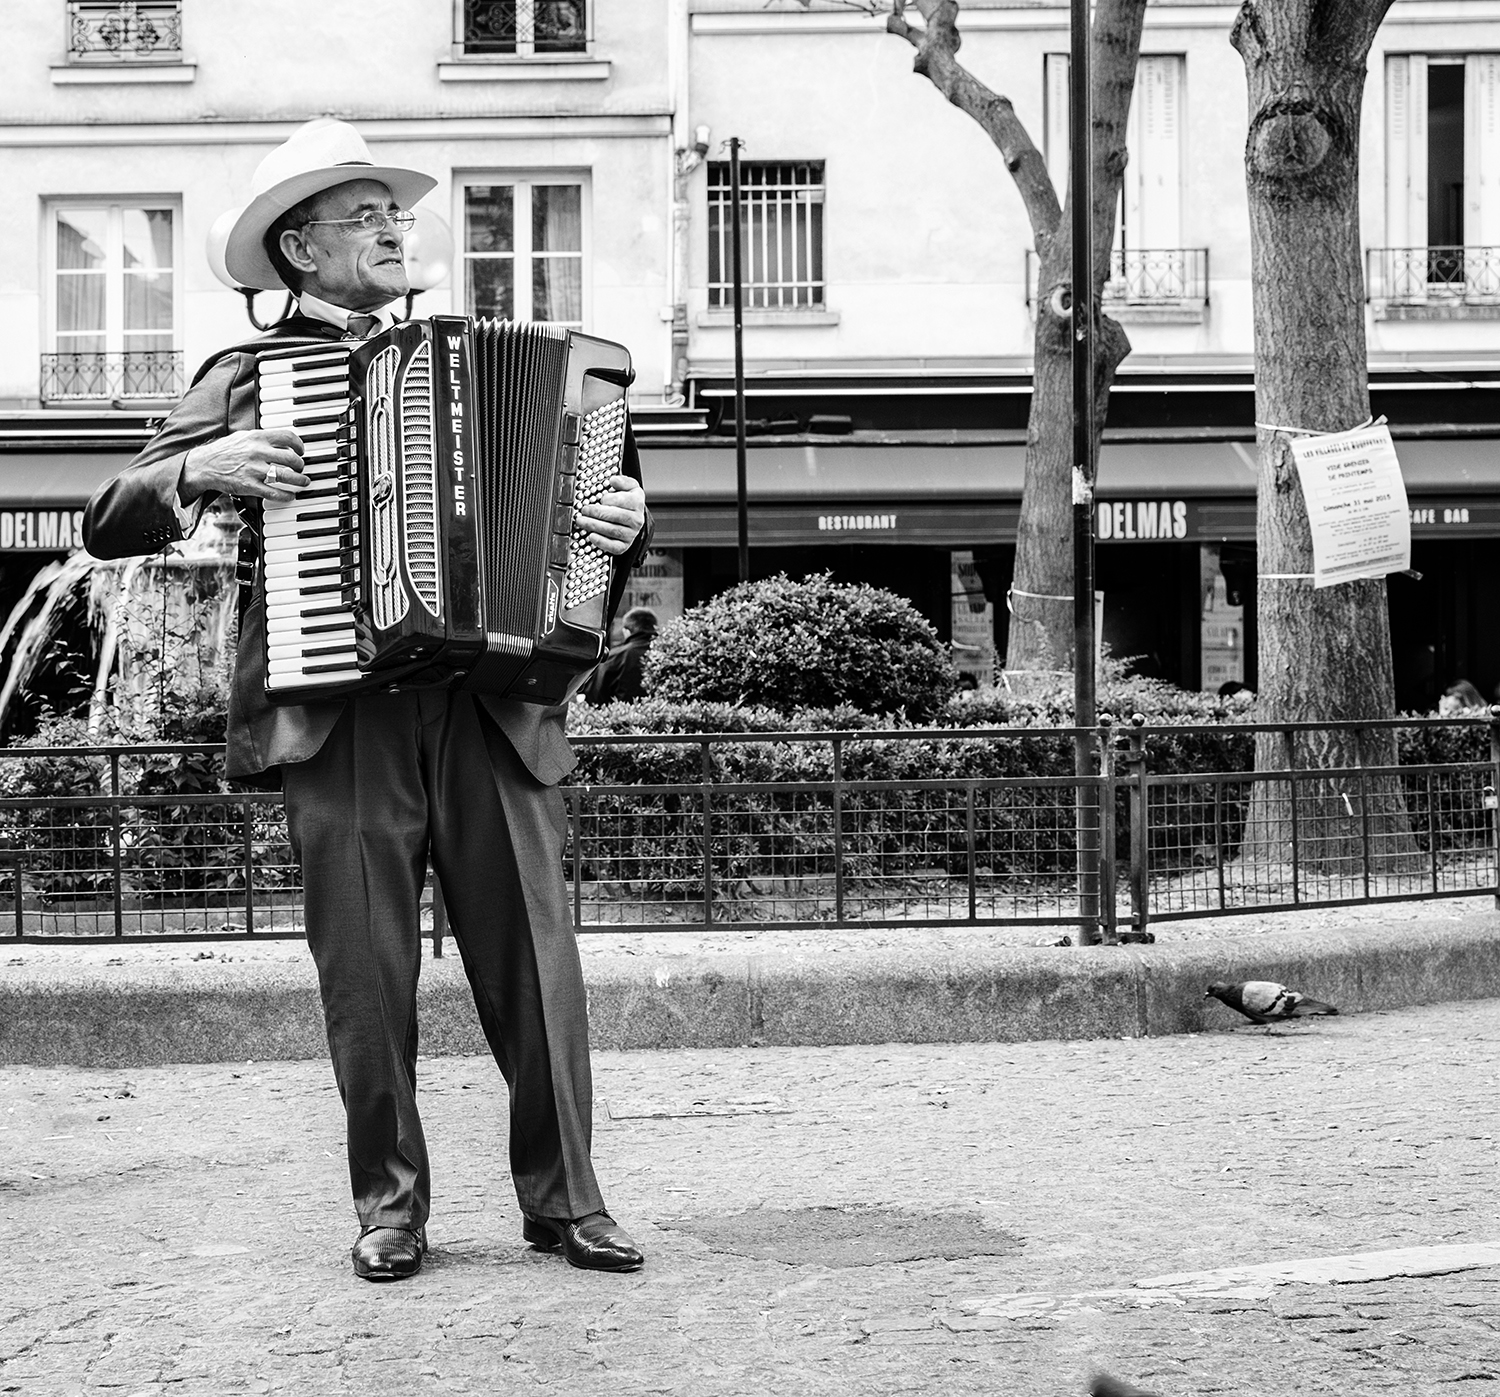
[0,509,238,739]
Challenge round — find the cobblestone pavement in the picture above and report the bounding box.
[2,998,1497,1395]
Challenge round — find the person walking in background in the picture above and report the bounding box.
[584,607,658,704]
[1439,680,1488,715]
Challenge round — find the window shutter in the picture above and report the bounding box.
[1127,56,1184,251]
[1044,53,1070,204]
[1386,55,1428,251]
[1466,54,1500,248]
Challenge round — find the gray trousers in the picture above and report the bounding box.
[282,690,603,1230]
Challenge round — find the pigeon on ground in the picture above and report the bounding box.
[1205,979,1339,1025]
[1089,1374,1159,1397]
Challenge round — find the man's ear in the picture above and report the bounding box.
[279,227,318,276]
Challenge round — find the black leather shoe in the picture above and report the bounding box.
[351,1225,427,1281]
[522,1210,643,1272]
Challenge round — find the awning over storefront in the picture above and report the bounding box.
[0,453,133,505]
[639,438,1500,546]
[0,453,134,551]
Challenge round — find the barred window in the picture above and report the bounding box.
[708,162,825,310]
[462,0,587,55]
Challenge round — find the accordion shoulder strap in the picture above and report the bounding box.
[189,324,344,390]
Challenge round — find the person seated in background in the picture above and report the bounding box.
[584,607,658,704]
[1439,680,1488,715]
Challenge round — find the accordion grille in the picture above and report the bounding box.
[399,340,441,619]
[565,396,627,611]
[365,346,409,631]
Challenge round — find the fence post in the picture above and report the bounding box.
[430,876,446,959]
[1489,707,1500,911]
[701,738,714,927]
[1127,714,1149,933]
[832,736,844,924]
[1097,716,1117,943]
[109,752,123,939]
[243,797,255,935]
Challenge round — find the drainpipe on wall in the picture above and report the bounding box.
[666,0,707,405]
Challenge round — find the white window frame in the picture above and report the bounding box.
[455,173,591,329]
[451,0,591,59]
[43,197,180,356]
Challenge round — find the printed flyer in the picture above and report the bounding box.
[1290,424,1410,588]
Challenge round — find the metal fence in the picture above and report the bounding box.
[1,717,1495,943]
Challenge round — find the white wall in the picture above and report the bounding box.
[0,0,674,404]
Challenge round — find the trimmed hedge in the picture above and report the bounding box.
[643,573,959,721]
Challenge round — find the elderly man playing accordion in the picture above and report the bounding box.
[84,120,649,1281]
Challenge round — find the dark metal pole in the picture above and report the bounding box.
[729,137,750,583]
[1071,0,1101,943]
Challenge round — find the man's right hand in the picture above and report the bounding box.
[179,429,310,505]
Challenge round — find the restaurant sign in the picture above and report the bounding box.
[0,510,86,552]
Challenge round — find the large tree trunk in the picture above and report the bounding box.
[1232,0,1417,875]
[880,0,1146,683]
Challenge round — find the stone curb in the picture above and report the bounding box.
[2,913,1496,1066]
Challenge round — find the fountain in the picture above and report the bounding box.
[0,505,239,742]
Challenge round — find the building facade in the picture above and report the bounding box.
[2,0,1498,708]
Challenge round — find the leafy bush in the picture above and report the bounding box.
[643,573,959,720]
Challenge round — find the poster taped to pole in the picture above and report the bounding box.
[1290,423,1410,588]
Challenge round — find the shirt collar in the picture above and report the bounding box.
[295,292,398,336]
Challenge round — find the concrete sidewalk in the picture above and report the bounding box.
[2,998,1497,1395]
[1,897,1497,1065]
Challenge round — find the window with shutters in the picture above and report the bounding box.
[461,179,587,328]
[1037,54,1205,316]
[41,200,182,403]
[1374,53,1500,315]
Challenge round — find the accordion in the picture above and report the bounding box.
[254,315,633,706]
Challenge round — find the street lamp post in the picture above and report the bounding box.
[1070,0,1101,942]
[728,136,750,584]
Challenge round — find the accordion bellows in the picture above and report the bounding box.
[256,316,633,706]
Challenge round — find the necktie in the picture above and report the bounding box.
[345,313,379,339]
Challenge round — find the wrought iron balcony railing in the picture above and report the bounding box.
[462,0,587,54]
[40,351,183,403]
[1367,246,1500,307]
[66,1,182,61]
[1027,248,1210,310]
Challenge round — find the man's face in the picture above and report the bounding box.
[282,178,410,310]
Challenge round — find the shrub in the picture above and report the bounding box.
[643,573,959,720]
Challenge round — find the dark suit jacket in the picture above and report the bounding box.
[583,629,655,704]
[82,315,651,785]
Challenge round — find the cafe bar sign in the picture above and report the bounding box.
[0,510,85,552]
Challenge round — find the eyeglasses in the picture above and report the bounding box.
[301,209,417,235]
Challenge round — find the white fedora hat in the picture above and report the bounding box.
[224,118,437,292]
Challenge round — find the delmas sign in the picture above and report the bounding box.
[0,510,86,551]
[1095,499,1189,541]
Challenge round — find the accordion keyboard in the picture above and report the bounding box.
[256,344,364,694]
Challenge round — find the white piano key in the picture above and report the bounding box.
[268,639,357,662]
[267,658,363,679]
[266,600,355,623]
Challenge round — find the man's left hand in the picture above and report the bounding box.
[578,475,646,556]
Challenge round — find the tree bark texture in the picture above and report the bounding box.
[884,0,1146,682]
[1232,0,1417,874]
